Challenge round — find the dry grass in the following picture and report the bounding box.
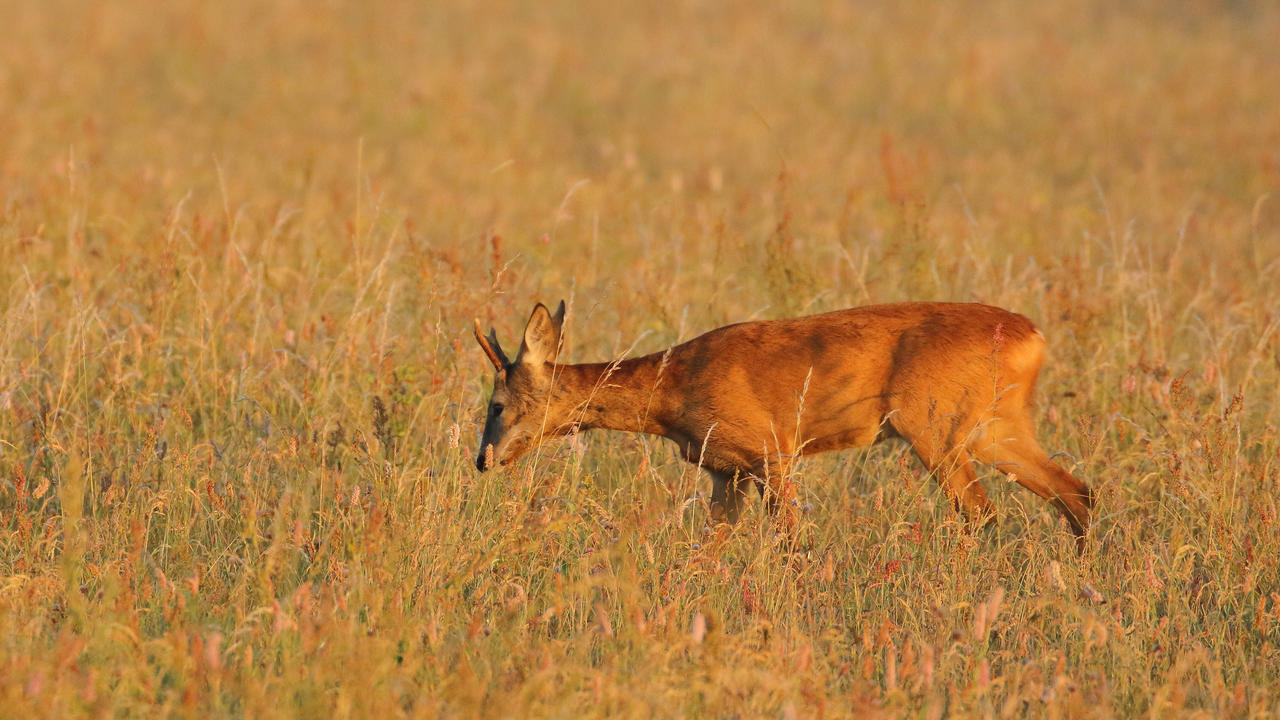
[2,0,1279,716]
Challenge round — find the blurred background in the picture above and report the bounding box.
[5,1,1277,330]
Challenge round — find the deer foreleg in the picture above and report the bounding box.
[709,470,750,524]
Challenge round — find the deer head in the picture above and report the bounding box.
[473,300,567,471]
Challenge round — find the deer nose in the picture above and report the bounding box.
[475,447,490,472]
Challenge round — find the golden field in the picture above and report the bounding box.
[2,0,1279,716]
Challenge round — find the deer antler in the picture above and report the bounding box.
[474,318,509,370]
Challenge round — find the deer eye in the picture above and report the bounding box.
[491,404,505,417]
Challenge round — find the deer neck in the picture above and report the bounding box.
[552,353,675,437]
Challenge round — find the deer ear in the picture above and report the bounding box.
[518,302,563,366]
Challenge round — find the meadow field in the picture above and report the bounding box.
[2,0,1279,716]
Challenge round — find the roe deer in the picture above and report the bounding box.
[473,301,1093,542]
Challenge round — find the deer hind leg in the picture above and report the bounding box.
[969,418,1093,539]
[898,426,996,528]
[931,448,996,529]
[890,409,998,527]
[709,470,750,524]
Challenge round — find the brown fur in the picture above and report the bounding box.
[475,301,1093,542]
